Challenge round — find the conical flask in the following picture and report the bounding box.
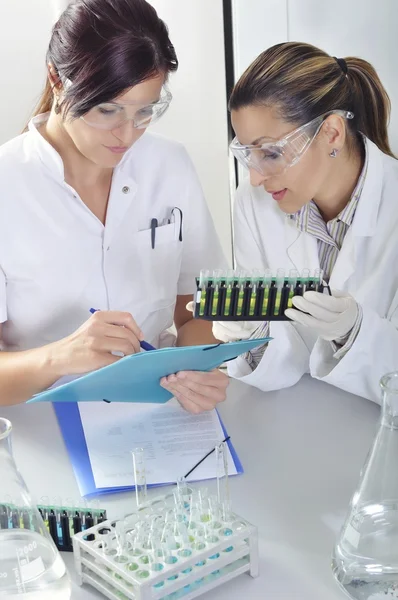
[0,418,71,599]
[332,372,398,599]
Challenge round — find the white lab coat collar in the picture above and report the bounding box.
[27,112,139,184]
[28,113,65,181]
[284,136,384,287]
[27,113,141,242]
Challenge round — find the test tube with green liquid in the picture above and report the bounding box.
[274,268,285,315]
[261,269,272,316]
[236,271,247,316]
[198,269,209,316]
[249,270,261,316]
[212,269,224,316]
[288,269,299,308]
[314,268,323,291]
[301,268,310,292]
[224,269,235,316]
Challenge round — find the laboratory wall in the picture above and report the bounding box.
[231,0,398,153]
[0,0,232,263]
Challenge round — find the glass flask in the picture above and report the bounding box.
[0,418,71,599]
[332,372,398,600]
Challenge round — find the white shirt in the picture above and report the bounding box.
[0,114,226,351]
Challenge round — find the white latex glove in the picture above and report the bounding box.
[212,320,264,343]
[186,301,262,343]
[284,290,358,342]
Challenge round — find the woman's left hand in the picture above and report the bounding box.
[160,369,229,414]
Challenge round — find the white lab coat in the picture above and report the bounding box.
[228,137,398,404]
[0,114,226,351]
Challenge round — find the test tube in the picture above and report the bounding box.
[224,269,235,316]
[132,448,147,508]
[212,269,224,316]
[301,268,310,292]
[261,269,272,316]
[198,269,209,316]
[234,270,244,316]
[215,442,231,522]
[249,270,261,316]
[115,521,127,555]
[288,269,299,308]
[274,268,285,316]
[314,268,324,292]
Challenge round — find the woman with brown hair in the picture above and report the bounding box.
[215,42,398,403]
[0,0,228,410]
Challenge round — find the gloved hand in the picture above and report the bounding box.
[185,301,262,343]
[212,320,264,343]
[284,290,358,342]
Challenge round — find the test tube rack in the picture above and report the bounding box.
[73,491,258,600]
[0,502,107,553]
[194,268,329,321]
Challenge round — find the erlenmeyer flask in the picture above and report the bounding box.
[332,372,398,600]
[0,418,71,599]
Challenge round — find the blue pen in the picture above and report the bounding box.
[89,308,156,352]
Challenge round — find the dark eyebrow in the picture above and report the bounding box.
[250,135,277,145]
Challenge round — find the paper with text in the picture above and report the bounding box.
[78,400,237,489]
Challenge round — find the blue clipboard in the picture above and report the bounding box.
[53,402,244,497]
[28,338,271,404]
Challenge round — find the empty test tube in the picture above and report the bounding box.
[216,442,231,521]
[132,448,147,508]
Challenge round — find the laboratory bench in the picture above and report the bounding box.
[1,374,380,599]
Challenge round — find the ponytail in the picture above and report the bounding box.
[345,57,394,157]
[23,79,54,132]
[230,42,395,159]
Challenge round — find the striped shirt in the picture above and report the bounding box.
[247,146,368,369]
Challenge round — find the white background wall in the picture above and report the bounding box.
[0,0,54,141]
[232,0,398,154]
[0,0,232,262]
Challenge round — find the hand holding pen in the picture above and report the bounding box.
[50,310,147,377]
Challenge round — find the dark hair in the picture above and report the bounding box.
[230,42,394,158]
[31,0,178,121]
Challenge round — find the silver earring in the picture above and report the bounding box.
[329,148,338,158]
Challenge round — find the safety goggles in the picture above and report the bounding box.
[80,89,172,130]
[230,110,354,177]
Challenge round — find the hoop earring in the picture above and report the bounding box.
[329,148,338,158]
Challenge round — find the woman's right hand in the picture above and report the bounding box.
[50,310,144,376]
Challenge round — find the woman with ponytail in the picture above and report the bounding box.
[215,42,398,403]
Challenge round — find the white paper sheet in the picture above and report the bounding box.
[78,400,237,489]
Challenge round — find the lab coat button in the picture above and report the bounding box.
[122,186,130,194]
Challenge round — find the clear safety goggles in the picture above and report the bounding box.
[80,89,172,130]
[230,110,354,177]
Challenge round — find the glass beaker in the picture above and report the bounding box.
[332,372,398,600]
[0,418,71,599]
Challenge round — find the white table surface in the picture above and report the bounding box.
[1,375,380,600]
